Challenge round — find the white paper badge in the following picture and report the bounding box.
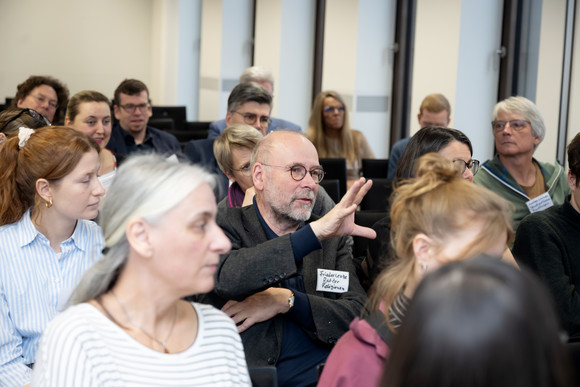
[316,269,349,293]
[526,192,554,213]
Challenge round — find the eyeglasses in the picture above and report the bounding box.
[233,111,271,128]
[232,164,251,176]
[261,163,325,183]
[119,103,151,114]
[30,94,58,110]
[323,106,345,114]
[453,159,480,175]
[0,108,51,132]
[491,119,531,132]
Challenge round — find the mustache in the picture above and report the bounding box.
[291,189,315,202]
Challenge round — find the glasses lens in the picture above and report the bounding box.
[452,159,467,174]
[290,165,307,181]
[311,168,325,183]
[471,160,481,175]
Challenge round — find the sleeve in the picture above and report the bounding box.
[306,236,367,343]
[31,312,103,387]
[0,281,32,387]
[317,328,383,387]
[214,215,315,300]
[207,121,222,140]
[512,215,580,334]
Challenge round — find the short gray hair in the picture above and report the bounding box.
[492,96,546,143]
[70,153,215,304]
[227,82,272,113]
[239,66,274,91]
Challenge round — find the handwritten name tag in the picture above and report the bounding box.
[316,269,349,293]
[526,192,554,213]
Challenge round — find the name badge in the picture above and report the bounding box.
[526,192,554,213]
[316,269,349,293]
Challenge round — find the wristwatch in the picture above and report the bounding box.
[288,291,295,309]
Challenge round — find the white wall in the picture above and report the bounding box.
[0,0,155,102]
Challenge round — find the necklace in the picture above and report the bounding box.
[111,290,177,354]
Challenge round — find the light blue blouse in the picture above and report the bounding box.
[0,210,104,387]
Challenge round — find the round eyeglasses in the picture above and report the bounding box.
[491,119,530,133]
[261,163,325,183]
[452,159,480,176]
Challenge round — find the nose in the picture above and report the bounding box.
[463,167,474,183]
[94,178,106,196]
[95,122,105,135]
[212,225,232,254]
[300,170,318,190]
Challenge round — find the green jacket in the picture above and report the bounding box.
[474,155,570,230]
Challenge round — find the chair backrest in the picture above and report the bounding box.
[319,179,340,204]
[360,178,394,211]
[362,158,389,179]
[567,341,580,387]
[249,366,278,387]
[319,158,347,200]
[148,117,174,132]
[184,121,212,140]
[151,106,187,131]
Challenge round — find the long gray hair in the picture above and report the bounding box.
[70,153,215,304]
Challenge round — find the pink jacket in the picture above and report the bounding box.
[318,315,390,387]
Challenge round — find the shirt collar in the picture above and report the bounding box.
[18,209,92,252]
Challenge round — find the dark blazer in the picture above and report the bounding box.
[200,204,367,367]
[106,124,180,157]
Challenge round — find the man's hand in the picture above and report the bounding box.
[222,288,293,333]
[310,177,377,241]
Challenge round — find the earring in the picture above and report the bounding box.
[45,199,53,209]
[421,263,428,272]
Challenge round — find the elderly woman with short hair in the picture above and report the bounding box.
[474,96,569,230]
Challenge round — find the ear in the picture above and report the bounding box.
[0,133,7,145]
[534,135,541,146]
[126,217,154,258]
[417,113,422,125]
[569,170,577,191]
[113,105,121,120]
[35,178,52,203]
[412,233,436,269]
[224,170,235,182]
[225,112,233,127]
[64,116,72,126]
[252,163,265,192]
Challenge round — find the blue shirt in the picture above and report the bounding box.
[207,118,302,140]
[0,210,104,387]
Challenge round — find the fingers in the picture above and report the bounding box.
[350,225,377,239]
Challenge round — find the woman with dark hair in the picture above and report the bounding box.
[0,107,51,146]
[0,127,105,386]
[367,126,482,282]
[32,154,250,386]
[382,257,573,387]
[11,75,69,123]
[395,126,478,182]
[318,153,513,387]
[306,91,375,184]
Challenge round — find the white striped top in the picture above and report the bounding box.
[31,302,251,386]
[0,210,104,387]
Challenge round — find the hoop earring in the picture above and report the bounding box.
[45,199,53,209]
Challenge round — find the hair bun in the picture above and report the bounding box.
[414,152,461,183]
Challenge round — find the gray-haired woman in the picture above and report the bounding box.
[32,154,250,386]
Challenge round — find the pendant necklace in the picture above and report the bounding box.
[111,290,177,354]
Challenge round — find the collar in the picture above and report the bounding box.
[120,125,152,145]
[252,196,306,240]
[18,209,91,252]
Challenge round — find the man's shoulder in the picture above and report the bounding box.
[270,117,301,132]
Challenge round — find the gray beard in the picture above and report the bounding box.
[265,189,315,225]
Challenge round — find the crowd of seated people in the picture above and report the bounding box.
[0,70,578,387]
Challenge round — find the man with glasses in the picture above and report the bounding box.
[107,79,180,157]
[11,75,69,124]
[198,130,373,386]
[207,67,301,140]
[474,96,569,230]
